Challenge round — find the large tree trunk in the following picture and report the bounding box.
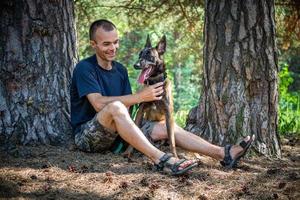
[0,0,77,146]
[185,0,281,157]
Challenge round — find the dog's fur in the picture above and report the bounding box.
[124,35,177,157]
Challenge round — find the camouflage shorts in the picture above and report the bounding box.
[141,120,167,148]
[140,120,156,144]
[74,115,117,152]
[74,115,158,153]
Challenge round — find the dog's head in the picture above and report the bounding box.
[134,35,166,84]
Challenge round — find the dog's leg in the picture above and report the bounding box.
[163,80,177,158]
[165,80,177,157]
[164,101,177,158]
[122,104,145,158]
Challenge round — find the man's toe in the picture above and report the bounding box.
[178,160,196,170]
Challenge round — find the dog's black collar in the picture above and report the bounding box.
[145,72,167,85]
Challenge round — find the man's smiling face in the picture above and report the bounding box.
[91,27,119,63]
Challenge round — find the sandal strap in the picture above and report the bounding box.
[170,159,187,172]
[239,140,248,148]
[155,155,198,175]
[220,144,233,166]
[155,153,172,171]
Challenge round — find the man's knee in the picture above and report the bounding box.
[106,101,128,118]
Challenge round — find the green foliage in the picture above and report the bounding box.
[276,2,300,135]
[279,62,300,135]
[170,62,201,126]
[174,110,190,128]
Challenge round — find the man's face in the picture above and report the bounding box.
[91,27,119,62]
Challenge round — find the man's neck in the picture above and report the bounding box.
[96,55,112,70]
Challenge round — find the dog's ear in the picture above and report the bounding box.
[156,35,166,55]
[145,34,152,48]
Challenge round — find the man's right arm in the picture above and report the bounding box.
[87,82,164,112]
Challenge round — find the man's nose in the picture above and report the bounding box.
[109,43,117,50]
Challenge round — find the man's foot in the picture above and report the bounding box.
[220,135,255,169]
[155,153,198,175]
[230,135,253,158]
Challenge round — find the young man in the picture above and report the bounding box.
[70,19,254,175]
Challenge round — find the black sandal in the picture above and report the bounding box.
[155,153,198,175]
[220,135,255,169]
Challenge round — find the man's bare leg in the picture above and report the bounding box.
[96,101,194,168]
[151,121,252,161]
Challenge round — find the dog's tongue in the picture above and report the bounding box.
[138,67,152,84]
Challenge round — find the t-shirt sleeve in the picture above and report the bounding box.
[74,63,101,98]
[122,68,132,95]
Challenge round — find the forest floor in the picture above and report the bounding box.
[0,135,299,200]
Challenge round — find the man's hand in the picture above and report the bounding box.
[137,82,164,103]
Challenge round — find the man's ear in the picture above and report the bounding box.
[156,35,166,55]
[90,40,97,49]
[145,34,152,48]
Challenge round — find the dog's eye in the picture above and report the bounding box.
[139,51,148,58]
[145,52,151,58]
[149,56,155,62]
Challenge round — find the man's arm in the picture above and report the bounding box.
[87,82,164,112]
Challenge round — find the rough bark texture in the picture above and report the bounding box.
[0,0,77,146]
[185,0,281,157]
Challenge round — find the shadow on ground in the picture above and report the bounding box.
[0,136,299,199]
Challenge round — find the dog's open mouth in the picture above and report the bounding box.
[138,66,153,84]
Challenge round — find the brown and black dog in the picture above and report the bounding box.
[124,35,177,157]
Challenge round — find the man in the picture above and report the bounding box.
[70,19,254,175]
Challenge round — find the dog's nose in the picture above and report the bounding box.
[134,62,141,69]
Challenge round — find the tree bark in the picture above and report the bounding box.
[185,0,281,157]
[0,0,77,146]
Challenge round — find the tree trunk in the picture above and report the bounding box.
[185,0,281,157]
[0,0,77,146]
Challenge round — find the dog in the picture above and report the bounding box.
[124,35,177,158]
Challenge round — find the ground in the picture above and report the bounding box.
[0,136,299,200]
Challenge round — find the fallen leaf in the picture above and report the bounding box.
[68,165,77,173]
[30,175,37,180]
[278,182,286,189]
[149,182,160,190]
[120,181,129,189]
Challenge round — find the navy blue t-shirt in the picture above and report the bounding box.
[70,55,132,132]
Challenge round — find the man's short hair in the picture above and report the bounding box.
[89,19,116,41]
